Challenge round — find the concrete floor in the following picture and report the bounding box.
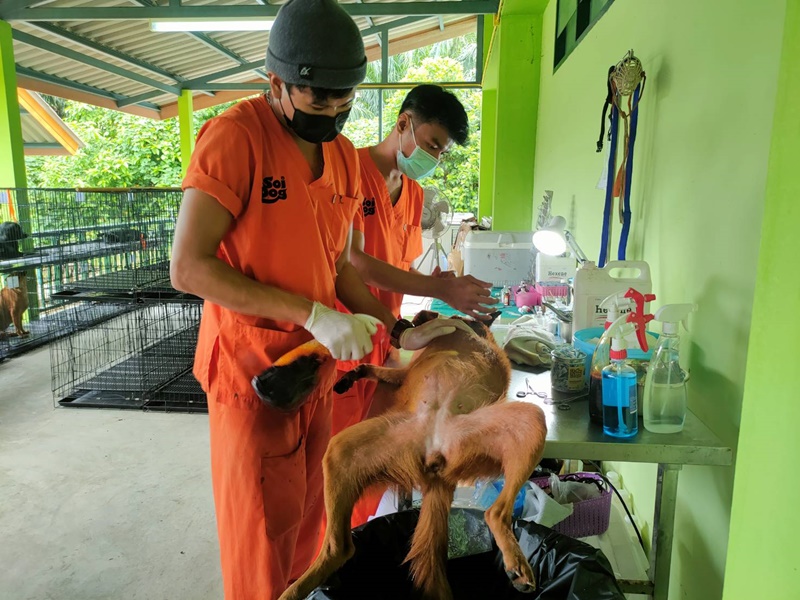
[0,347,222,600]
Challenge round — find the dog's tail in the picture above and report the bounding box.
[405,481,455,599]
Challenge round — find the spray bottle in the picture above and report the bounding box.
[642,304,697,433]
[588,289,653,423]
[601,314,641,438]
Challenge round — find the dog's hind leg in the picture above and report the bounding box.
[438,402,547,593]
[279,413,423,600]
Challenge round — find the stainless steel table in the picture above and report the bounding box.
[510,367,732,599]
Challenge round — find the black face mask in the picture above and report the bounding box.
[281,91,351,144]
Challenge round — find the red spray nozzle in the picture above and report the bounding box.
[624,288,656,351]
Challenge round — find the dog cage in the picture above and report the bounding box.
[0,332,9,362]
[0,188,184,356]
[51,300,203,411]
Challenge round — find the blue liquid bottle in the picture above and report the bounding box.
[601,328,639,438]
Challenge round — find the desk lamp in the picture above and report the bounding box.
[532,216,588,264]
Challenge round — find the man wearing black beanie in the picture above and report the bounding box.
[171,1,464,597]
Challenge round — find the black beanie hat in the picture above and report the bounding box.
[266,0,367,89]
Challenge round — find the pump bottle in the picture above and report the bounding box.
[601,314,640,438]
[643,304,697,433]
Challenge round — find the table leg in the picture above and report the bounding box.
[651,463,682,600]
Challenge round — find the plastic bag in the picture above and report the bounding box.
[307,508,625,600]
[473,477,527,519]
[549,473,603,504]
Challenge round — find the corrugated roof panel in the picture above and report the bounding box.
[5,0,486,114]
[20,113,52,144]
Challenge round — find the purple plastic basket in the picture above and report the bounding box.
[530,472,612,538]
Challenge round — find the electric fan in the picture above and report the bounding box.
[417,186,451,273]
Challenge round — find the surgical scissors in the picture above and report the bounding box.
[515,377,549,400]
[515,377,588,410]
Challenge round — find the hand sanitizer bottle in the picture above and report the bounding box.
[643,304,697,433]
[601,315,639,438]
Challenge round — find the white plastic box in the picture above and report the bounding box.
[535,254,577,283]
[462,230,534,287]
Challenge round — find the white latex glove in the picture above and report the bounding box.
[304,302,382,361]
[399,317,478,351]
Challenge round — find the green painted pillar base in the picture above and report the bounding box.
[178,89,194,178]
[0,20,26,189]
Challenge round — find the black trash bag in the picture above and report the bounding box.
[308,508,625,600]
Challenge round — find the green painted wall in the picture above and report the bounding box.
[530,0,787,598]
[722,1,799,597]
[0,20,26,189]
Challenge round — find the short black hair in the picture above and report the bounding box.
[287,83,354,104]
[399,85,469,146]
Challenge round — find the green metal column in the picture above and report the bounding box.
[722,2,800,598]
[478,87,497,220]
[178,89,194,177]
[0,20,26,189]
[478,14,498,221]
[490,11,543,231]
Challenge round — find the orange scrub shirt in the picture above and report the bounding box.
[183,95,362,600]
[330,147,424,527]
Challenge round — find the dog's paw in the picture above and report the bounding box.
[505,556,536,593]
[333,365,364,394]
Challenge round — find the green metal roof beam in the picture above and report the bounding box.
[189,61,265,84]
[179,17,427,87]
[1,1,500,21]
[361,16,427,37]
[129,0,268,81]
[184,81,481,91]
[189,31,269,79]
[18,66,166,111]
[13,30,181,95]
[1,0,38,13]
[26,22,186,84]
[24,143,69,149]
[116,90,168,108]
[17,65,121,100]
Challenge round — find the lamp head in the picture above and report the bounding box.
[532,215,568,256]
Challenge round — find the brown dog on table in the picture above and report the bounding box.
[253,310,547,600]
[0,272,30,338]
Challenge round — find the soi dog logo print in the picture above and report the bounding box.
[362,197,376,217]
[262,176,287,204]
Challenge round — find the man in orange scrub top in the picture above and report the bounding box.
[170,2,466,598]
[331,85,498,526]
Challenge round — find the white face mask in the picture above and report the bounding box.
[396,118,439,180]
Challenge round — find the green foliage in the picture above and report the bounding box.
[26,34,482,213]
[344,35,482,214]
[25,101,235,189]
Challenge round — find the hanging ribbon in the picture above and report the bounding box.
[618,83,641,261]
[599,104,619,268]
[596,65,615,153]
[596,49,646,267]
